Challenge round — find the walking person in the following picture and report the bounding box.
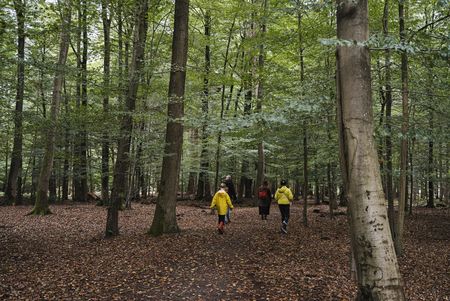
[258,180,272,220]
[275,180,293,234]
[224,175,237,223]
[210,183,234,234]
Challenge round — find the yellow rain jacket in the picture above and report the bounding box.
[210,189,234,215]
[275,186,293,205]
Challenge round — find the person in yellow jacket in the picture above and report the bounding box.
[210,183,234,234]
[275,179,293,234]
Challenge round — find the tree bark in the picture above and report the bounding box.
[197,11,211,201]
[105,0,148,236]
[30,0,71,215]
[382,0,395,240]
[101,0,112,203]
[5,0,26,205]
[336,1,405,299]
[395,0,409,256]
[303,123,308,227]
[149,0,189,236]
[255,0,267,194]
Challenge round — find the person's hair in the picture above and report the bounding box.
[262,180,268,186]
[225,175,231,180]
[220,183,227,189]
[280,179,287,186]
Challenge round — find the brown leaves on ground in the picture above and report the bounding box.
[0,203,449,300]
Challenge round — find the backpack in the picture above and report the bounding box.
[258,189,268,199]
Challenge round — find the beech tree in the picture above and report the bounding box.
[105,0,149,236]
[5,0,25,205]
[149,0,189,236]
[336,0,405,299]
[30,0,71,215]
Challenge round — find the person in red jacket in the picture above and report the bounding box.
[257,180,272,220]
[210,183,234,234]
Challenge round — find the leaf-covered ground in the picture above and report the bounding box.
[0,202,449,300]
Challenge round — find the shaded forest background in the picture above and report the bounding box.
[0,0,448,208]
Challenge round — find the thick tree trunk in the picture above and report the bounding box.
[31,1,71,215]
[105,0,148,237]
[336,1,405,299]
[5,0,25,205]
[395,0,409,256]
[149,0,189,236]
[101,0,111,203]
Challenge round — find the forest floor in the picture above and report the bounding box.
[0,201,449,301]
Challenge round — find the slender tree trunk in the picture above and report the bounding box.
[105,0,148,236]
[197,11,211,201]
[101,0,111,203]
[426,64,434,208]
[395,0,409,256]
[62,81,70,201]
[30,1,71,215]
[149,0,189,236]
[382,0,395,240]
[79,0,88,199]
[303,123,308,227]
[214,17,235,190]
[5,0,26,205]
[336,1,405,299]
[255,0,267,193]
[73,1,88,202]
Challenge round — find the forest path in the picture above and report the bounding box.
[0,203,448,300]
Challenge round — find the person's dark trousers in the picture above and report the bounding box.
[218,215,226,224]
[278,204,290,224]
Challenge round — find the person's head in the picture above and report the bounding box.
[280,179,287,186]
[262,180,268,187]
[220,183,228,191]
[225,175,231,180]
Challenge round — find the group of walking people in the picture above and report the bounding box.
[210,176,293,234]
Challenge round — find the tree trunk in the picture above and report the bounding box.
[101,0,111,203]
[80,0,88,199]
[426,64,434,208]
[62,81,70,201]
[5,0,25,205]
[255,0,267,194]
[30,1,71,215]
[149,0,189,236]
[395,0,409,256]
[303,123,308,227]
[73,1,88,202]
[196,11,211,201]
[336,1,405,299]
[105,0,148,237]
[214,16,235,190]
[382,0,395,240]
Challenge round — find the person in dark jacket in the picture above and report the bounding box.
[224,175,237,223]
[258,180,272,220]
